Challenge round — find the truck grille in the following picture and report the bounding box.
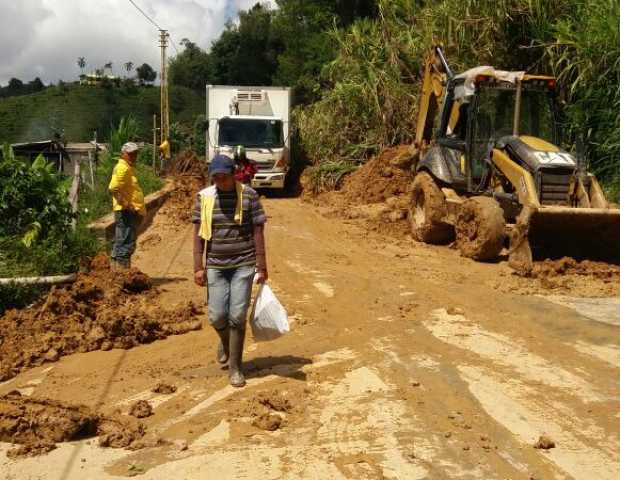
[256,161,275,171]
[538,169,573,205]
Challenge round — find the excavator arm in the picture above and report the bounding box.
[414,46,453,152]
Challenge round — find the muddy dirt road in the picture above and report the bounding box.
[1,194,619,479]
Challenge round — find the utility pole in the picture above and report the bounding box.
[152,114,158,169]
[158,30,170,156]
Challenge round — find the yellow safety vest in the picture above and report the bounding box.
[198,182,245,241]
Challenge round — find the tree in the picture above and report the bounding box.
[136,63,157,85]
[124,61,134,76]
[104,62,113,75]
[271,0,378,103]
[208,4,280,86]
[77,57,86,74]
[169,39,212,90]
[95,68,104,77]
[27,78,45,94]
[7,78,24,96]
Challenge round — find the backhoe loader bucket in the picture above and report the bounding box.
[509,206,620,273]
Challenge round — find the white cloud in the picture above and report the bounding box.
[0,0,263,85]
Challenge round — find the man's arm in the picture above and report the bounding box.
[254,224,267,283]
[193,223,206,286]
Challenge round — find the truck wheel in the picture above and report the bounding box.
[409,172,454,244]
[456,196,505,261]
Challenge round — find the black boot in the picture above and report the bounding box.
[214,326,230,365]
[228,327,246,387]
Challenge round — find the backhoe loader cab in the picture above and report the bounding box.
[409,47,620,271]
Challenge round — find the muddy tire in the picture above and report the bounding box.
[456,196,505,261]
[409,172,454,244]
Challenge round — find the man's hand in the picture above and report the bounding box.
[256,270,268,284]
[194,269,205,287]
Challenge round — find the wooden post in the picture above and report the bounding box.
[87,150,95,190]
[69,161,81,231]
[153,114,157,169]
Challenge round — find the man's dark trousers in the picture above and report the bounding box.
[111,210,139,267]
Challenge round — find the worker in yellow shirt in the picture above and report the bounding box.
[108,142,146,269]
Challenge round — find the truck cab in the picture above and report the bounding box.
[206,86,291,189]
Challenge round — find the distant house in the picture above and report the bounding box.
[80,72,120,86]
[5,140,104,178]
[9,140,69,172]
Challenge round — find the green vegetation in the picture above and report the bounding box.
[302,161,358,195]
[0,83,203,144]
[0,77,47,99]
[0,145,99,313]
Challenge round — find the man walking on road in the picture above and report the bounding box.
[108,142,146,270]
[192,154,268,388]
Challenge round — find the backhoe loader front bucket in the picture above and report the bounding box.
[508,206,620,273]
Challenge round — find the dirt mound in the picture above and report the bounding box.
[252,413,282,431]
[340,145,415,204]
[152,383,177,394]
[256,390,293,413]
[129,400,153,419]
[0,391,145,458]
[169,150,206,177]
[532,257,620,280]
[0,254,202,382]
[158,176,205,228]
[235,390,296,432]
[308,146,415,240]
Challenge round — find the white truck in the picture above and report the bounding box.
[206,85,291,189]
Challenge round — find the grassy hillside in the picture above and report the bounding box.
[0,83,204,144]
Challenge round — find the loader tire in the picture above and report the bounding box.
[409,172,454,244]
[456,196,505,261]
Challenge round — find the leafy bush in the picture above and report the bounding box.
[0,145,73,241]
[109,115,140,154]
[0,146,99,313]
[302,161,358,194]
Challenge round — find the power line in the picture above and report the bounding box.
[169,36,180,55]
[127,0,180,55]
[127,0,162,30]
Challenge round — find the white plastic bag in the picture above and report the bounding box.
[251,284,289,341]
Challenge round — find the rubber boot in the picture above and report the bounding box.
[228,327,246,387]
[214,327,230,365]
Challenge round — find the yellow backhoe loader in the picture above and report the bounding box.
[409,46,620,272]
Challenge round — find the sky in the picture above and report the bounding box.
[0,0,265,85]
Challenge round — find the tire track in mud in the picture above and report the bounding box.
[422,308,620,480]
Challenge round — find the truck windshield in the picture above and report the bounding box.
[218,119,284,148]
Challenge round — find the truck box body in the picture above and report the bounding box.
[206,85,291,189]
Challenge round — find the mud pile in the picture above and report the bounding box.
[169,150,206,177]
[532,257,620,280]
[237,390,295,432]
[309,146,415,239]
[129,400,153,419]
[0,254,202,382]
[152,383,177,394]
[339,145,415,204]
[0,391,145,458]
[158,176,205,228]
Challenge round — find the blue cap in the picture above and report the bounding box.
[209,154,235,176]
